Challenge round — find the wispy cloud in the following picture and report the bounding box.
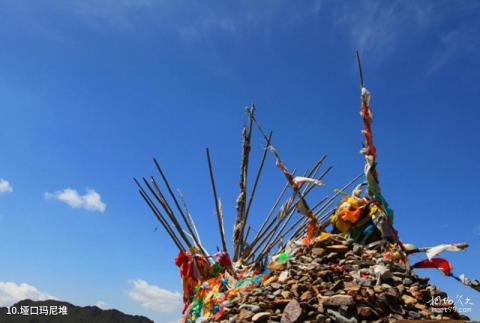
[70,0,160,29]
[312,0,322,16]
[95,300,109,309]
[333,1,435,59]
[0,179,13,195]
[126,279,181,314]
[427,24,480,74]
[0,282,56,307]
[67,1,319,42]
[44,188,106,213]
[331,1,480,70]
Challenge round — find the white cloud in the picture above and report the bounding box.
[95,300,109,309]
[126,279,181,314]
[44,188,106,213]
[0,179,13,195]
[0,282,57,307]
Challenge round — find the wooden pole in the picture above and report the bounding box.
[206,148,229,253]
[134,178,185,251]
[233,107,254,260]
[142,177,193,249]
[177,189,209,257]
[356,50,365,89]
[152,159,204,254]
[242,131,272,247]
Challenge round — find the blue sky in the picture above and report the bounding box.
[0,1,479,322]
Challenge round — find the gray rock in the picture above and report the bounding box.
[239,304,261,313]
[281,299,303,323]
[403,278,413,286]
[321,295,354,307]
[327,309,358,323]
[271,282,282,290]
[408,311,421,320]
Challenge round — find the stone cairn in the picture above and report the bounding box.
[218,235,469,322]
[135,53,477,322]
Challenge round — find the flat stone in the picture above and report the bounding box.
[344,238,354,246]
[414,303,427,310]
[330,280,344,291]
[271,282,282,290]
[252,312,271,322]
[338,304,351,317]
[403,277,413,286]
[300,256,313,262]
[344,282,360,292]
[397,284,406,295]
[401,294,417,306]
[352,244,363,254]
[384,287,399,300]
[321,294,354,307]
[236,309,254,322]
[281,299,303,323]
[239,304,261,313]
[327,245,349,253]
[300,290,312,302]
[357,306,376,319]
[408,310,422,319]
[311,248,325,256]
[327,309,358,323]
[380,272,394,284]
[326,252,338,260]
[252,288,263,296]
[278,271,289,283]
[290,283,299,294]
[317,301,324,313]
[359,279,374,287]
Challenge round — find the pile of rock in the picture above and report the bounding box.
[218,235,469,322]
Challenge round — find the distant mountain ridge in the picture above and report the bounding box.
[0,299,153,323]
